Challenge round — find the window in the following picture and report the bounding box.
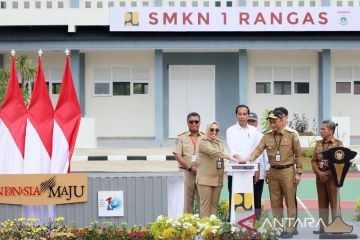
[255,67,272,94]
[336,1,342,6]
[335,67,352,94]
[348,1,354,6]
[287,1,293,6]
[97,1,103,8]
[264,1,270,7]
[298,1,304,6]
[46,1,52,8]
[354,81,360,94]
[113,82,130,95]
[120,1,125,7]
[108,1,114,7]
[131,1,137,7]
[226,1,233,7]
[12,1,18,8]
[58,1,64,8]
[24,1,30,8]
[169,1,175,7]
[336,82,351,93]
[256,82,271,94]
[274,81,291,95]
[50,68,63,95]
[35,1,41,8]
[276,1,281,6]
[310,0,316,6]
[294,82,309,94]
[253,1,259,6]
[93,67,111,96]
[93,66,150,96]
[203,1,209,7]
[142,1,149,6]
[180,1,186,7]
[0,1,6,9]
[192,1,198,7]
[85,1,91,8]
[215,1,221,7]
[255,66,310,95]
[133,83,149,94]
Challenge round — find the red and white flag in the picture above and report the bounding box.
[23,53,55,220]
[0,53,27,174]
[51,53,81,173]
[24,55,54,173]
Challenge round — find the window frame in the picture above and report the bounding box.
[334,66,353,95]
[93,66,150,97]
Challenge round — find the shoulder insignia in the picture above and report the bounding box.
[285,127,296,133]
[265,129,273,134]
[177,131,187,136]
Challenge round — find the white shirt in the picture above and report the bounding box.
[226,123,270,179]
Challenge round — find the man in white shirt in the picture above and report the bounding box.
[226,105,269,220]
[247,112,270,220]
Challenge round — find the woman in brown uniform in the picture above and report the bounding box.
[311,120,343,234]
[196,121,237,218]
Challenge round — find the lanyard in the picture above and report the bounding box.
[189,135,199,154]
[273,133,282,152]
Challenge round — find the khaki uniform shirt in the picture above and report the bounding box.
[249,128,303,174]
[172,131,205,168]
[196,137,228,187]
[311,137,343,175]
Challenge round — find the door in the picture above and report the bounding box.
[169,65,215,138]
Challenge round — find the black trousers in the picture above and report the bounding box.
[228,176,264,220]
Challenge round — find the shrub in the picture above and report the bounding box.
[288,113,317,136]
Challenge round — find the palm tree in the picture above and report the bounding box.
[0,54,36,106]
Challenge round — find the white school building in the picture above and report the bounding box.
[0,0,360,145]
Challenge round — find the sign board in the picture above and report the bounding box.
[98,191,124,217]
[0,174,87,205]
[110,7,360,32]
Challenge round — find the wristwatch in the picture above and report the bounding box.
[187,166,192,172]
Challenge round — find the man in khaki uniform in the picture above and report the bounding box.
[173,112,205,213]
[311,120,342,234]
[244,109,303,239]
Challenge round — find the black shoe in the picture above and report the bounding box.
[313,229,325,234]
[293,229,299,235]
[280,232,293,239]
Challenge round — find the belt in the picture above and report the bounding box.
[271,164,294,170]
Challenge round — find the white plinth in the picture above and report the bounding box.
[226,163,258,223]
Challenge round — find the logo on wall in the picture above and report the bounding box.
[124,12,139,26]
[98,191,124,217]
[337,11,350,25]
[0,174,88,205]
[234,192,253,212]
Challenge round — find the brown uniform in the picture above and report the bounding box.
[173,131,205,213]
[196,137,228,218]
[249,128,303,233]
[311,137,343,231]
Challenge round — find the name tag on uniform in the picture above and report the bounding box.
[275,151,281,162]
[191,155,197,163]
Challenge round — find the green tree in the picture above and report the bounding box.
[0,55,36,106]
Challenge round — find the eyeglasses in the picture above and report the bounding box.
[209,128,219,133]
[188,120,200,124]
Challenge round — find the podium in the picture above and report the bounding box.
[226,163,258,224]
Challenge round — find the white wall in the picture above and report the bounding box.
[85,51,155,138]
[332,50,360,136]
[247,50,319,132]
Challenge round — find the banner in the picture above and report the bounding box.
[110,7,360,32]
[0,174,87,205]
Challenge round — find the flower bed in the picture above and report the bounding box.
[0,215,278,240]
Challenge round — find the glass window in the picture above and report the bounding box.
[94,83,110,95]
[131,1,137,7]
[108,1,114,7]
[35,1,41,8]
[203,1,209,7]
[256,82,271,94]
[142,1,149,6]
[276,1,281,6]
[52,83,61,94]
[264,1,270,7]
[298,1,304,6]
[226,1,232,7]
[12,1,18,8]
[310,0,315,6]
[24,1,30,8]
[287,1,293,6]
[294,82,309,94]
[215,1,221,7]
[113,82,130,96]
[133,83,149,94]
[46,1,52,8]
[354,81,360,94]
[253,1,259,6]
[192,1,198,7]
[1,1,7,9]
[97,1,103,8]
[120,1,125,7]
[274,81,291,95]
[336,82,351,94]
[58,1,64,8]
[180,1,186,7]
[85,1,91,8]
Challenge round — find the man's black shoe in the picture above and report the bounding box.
[313,229,325,234]
[280,231,293,239]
